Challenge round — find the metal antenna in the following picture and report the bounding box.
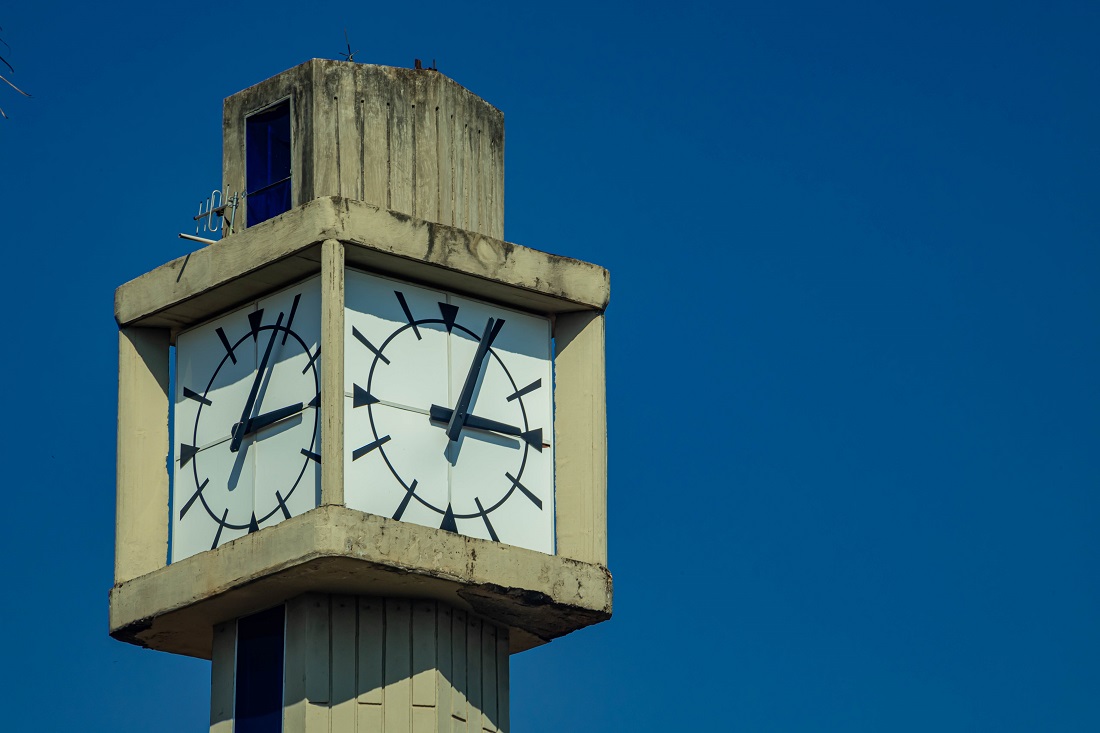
[340,28,357,62]
[181,187,241,246]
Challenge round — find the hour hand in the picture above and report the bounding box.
[244,402,305,436]
[430,404,542,451]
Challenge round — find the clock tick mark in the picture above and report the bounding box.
[211,508,229,548]
[179,478,208,519]
[352,435,391,461]
[248,310,265,341]
[474,497,499,541]
[395,291,421,340]
[353,384,380,408]
[393,479,418,521]
[248,512,260,534]
[438,302,459,332]
[215,327,236,364]
[302,346,321,374]
[179,443,199,467]
[352,326,389,364]
[440,503,458,533]
[505,472,543,510]
[300,449,321,463]
[183,387,212,406]
[275,490,292,519]
[507,379,542,402]
[521,428,544,452]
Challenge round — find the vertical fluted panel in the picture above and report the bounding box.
[271,594,508,733]
[319,61,504,239]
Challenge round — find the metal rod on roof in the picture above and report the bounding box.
[179,233,218,245]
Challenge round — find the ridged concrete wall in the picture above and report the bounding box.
[223,60,505,239]
[211,595,509,733]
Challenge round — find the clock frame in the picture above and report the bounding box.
[172,279,322,562]
[343,269,555,554]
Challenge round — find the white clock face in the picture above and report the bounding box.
[344,269,554,554]
[172,278,322,563]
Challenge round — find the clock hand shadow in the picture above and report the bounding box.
[455,362,489,418]
[227,413,303,490]
[441,357,495,468]
[227,338,290,486]
[441,426,521,467]
[250,345,283,416]
[227,438,248,491]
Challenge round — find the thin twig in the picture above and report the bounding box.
[0,73,29,97]
[0,26,31,119]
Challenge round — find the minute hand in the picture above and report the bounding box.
[445,317,505,442]
[230,312,284,453]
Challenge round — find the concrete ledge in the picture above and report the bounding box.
[108,505,612,659]
[115,197,610,330]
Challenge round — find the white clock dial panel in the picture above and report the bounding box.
[344,269,555,555]
[172,277,322,563]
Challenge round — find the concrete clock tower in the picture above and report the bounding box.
[110,60,610,732]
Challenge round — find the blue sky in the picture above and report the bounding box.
[2,1,1098,730]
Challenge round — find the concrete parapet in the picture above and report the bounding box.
[109,506,612,658]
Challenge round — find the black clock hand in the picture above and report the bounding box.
[432,403,520,435]
[445,317,505,442]
[230,312,284,453]
[188,398,313,454]
[242,401,306,438]
[430,404,542,449]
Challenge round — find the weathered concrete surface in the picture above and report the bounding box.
[109,505,612,659]
[223,59,505,240]
[319,240,346,507]
[115,327,170,583]
[114,196,609,330]
[554,311,608,566]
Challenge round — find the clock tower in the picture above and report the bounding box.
[111,60,611,732]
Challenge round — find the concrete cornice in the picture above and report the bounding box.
[109,505,612,660]
[114,196,610,331]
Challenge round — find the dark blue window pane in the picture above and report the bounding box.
[247,100,292,227]
[236,605,285,733]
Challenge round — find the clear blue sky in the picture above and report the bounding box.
[1,1,1097,730]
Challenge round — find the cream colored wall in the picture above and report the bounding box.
[553,311,608,566]
[115,327,170,584]
[320,240,346,506]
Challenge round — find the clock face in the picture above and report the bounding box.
[344,269,554,554]
[172,279,322,562]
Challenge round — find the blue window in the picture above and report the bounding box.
[246,100,292,227]
[235,605,285,732]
